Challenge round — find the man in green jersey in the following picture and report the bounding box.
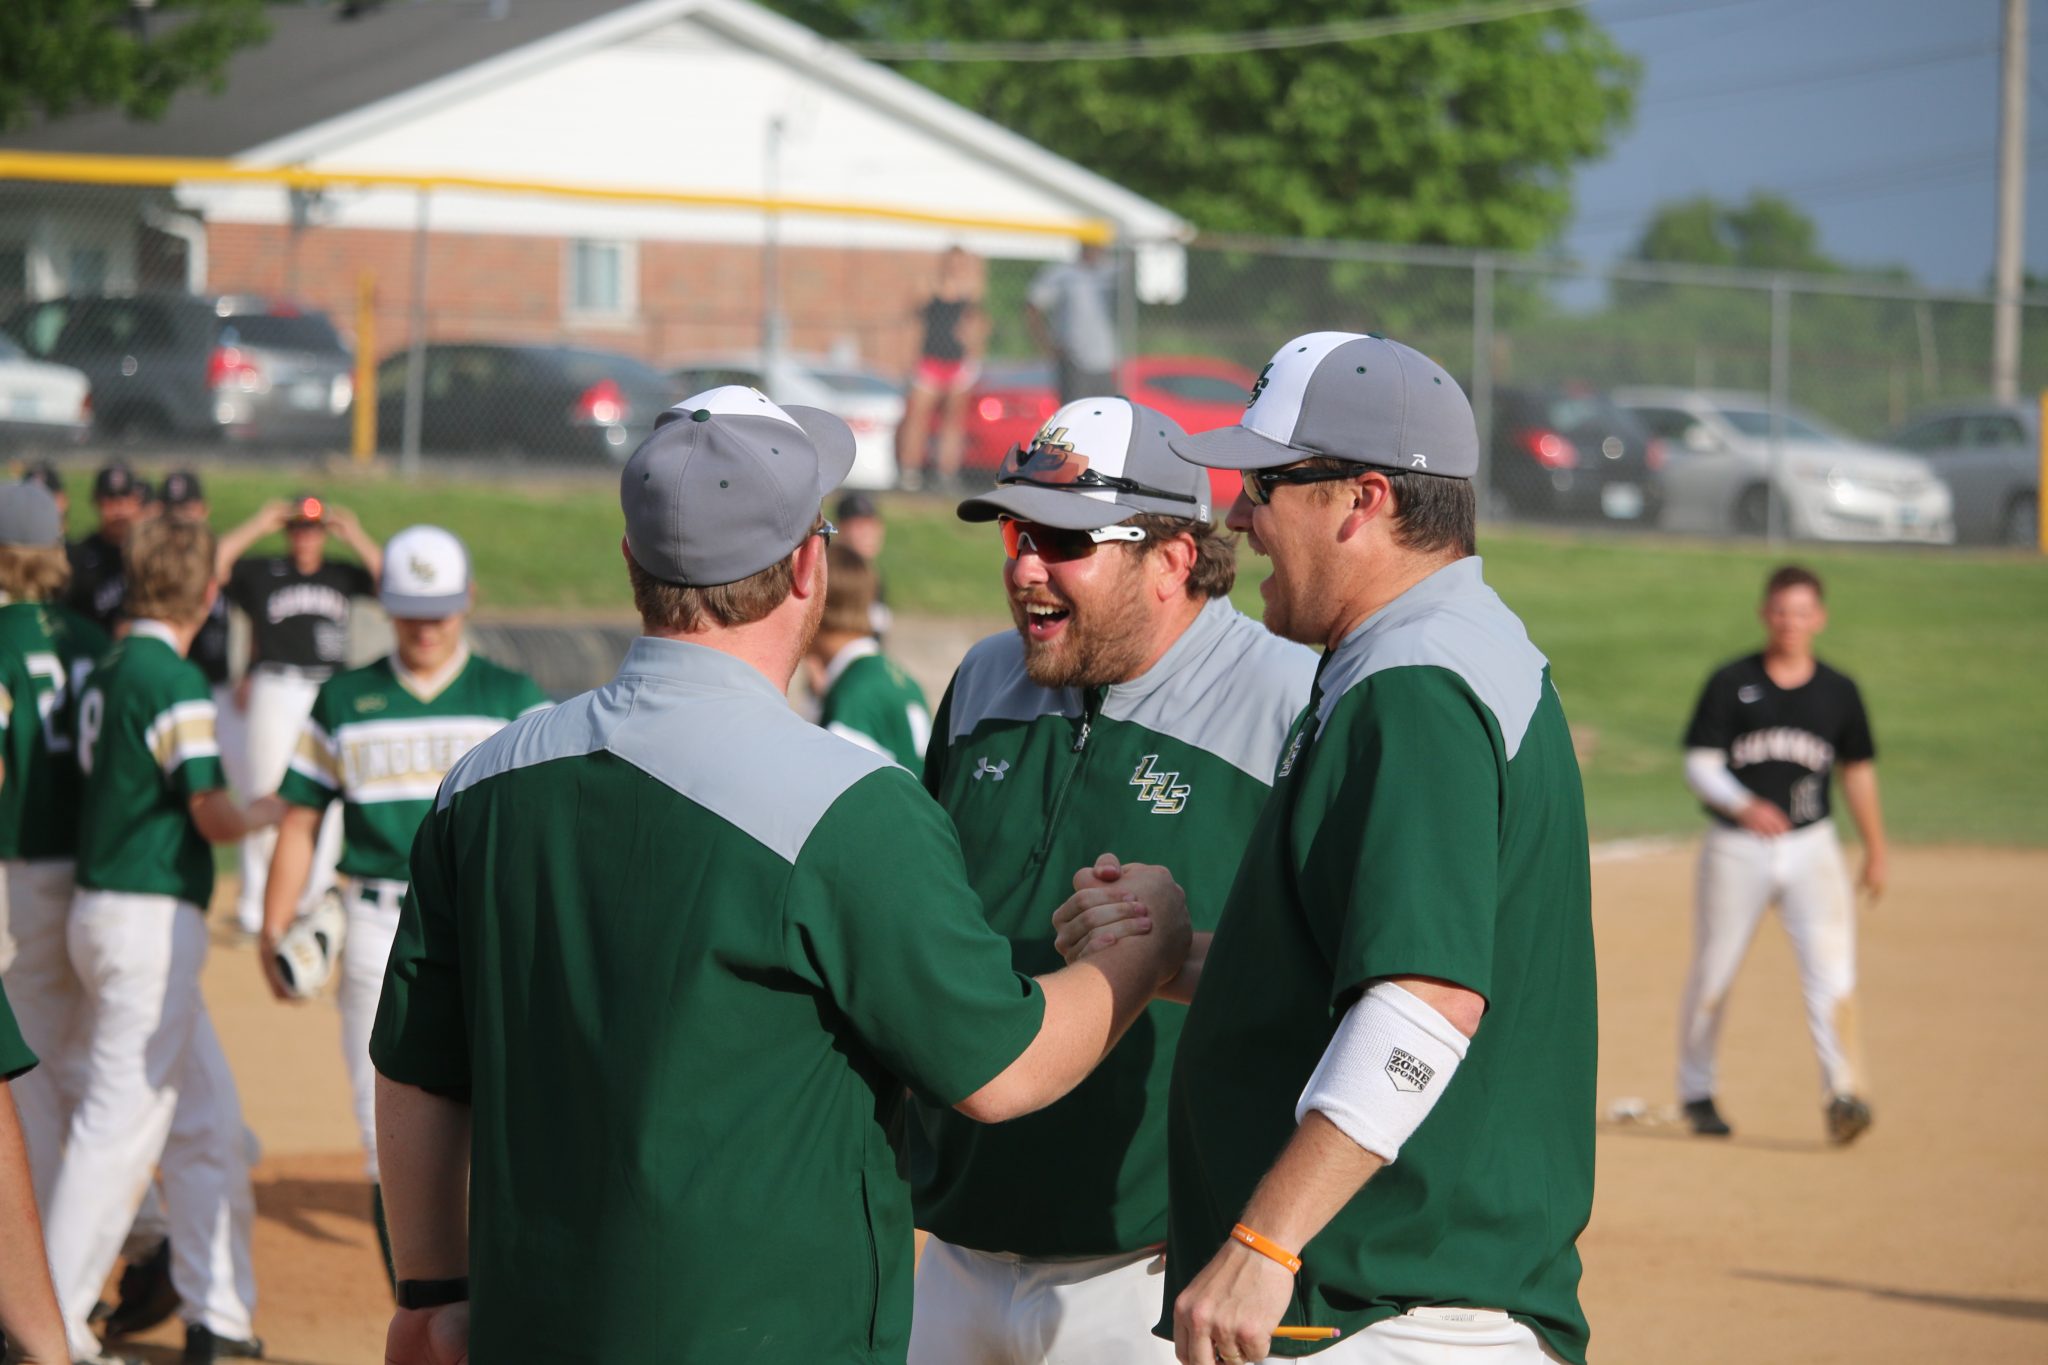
[808,543,929,772]
[0,482,108,1207]
[262,524,548,1278]
[43,518,286,1364]
[371,386,1193,1365]
[1116,333,1595,1364]
[0,978,72,1365]
[907,397,1316,1365]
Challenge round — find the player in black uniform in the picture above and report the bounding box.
[63,461,149,632]
[1677,564,1888,1145]
[214,493,382,935]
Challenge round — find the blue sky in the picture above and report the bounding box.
[1566,0,2045,289]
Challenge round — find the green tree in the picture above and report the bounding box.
[775,0,1638,249]
[0,0,269,131]
[1635,192,1834,274]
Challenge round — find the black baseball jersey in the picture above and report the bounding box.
[190,595,231,687]
[64,534,127,632]
[1683,653,1876,828]
[226,557,375,671]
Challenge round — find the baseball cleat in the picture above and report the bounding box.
[102,1240,178,1338]
[182,1325,265,1362]
[1682,1097,1733,1137]
[1826,1094,1873,1146]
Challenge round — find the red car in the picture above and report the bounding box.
[956,354,1260,509]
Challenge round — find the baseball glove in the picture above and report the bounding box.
[274,887,349,999]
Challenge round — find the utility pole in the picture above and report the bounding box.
[1992,0,2027,402]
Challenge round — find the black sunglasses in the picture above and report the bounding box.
[997,442,1199,508]
[1241,463,1369,507]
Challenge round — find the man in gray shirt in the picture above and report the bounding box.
[1027,244,1120,402]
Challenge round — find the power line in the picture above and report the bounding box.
[1642,38,1995,108]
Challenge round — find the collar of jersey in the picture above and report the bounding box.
[392,643,471,704]
[619,635,788,700]
[821,635,880,692]
[1090,595,1239,715]
[128,619,183,651]
[1328,556,1488,665]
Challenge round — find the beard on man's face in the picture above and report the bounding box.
[1012,556,1153,690]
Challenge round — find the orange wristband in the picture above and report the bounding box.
[1230,1222,1302,1274]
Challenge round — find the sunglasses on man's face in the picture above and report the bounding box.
[999,517,1147,564]
[1240,462,1370,507]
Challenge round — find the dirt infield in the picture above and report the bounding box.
[99,842,2046,1363]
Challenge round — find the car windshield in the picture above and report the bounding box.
[981,361,1054,389]
[559,349,672,393]
[808,367,902,399]
[0,332,21,361]
[1720,407,1839,443]
[219,314,345,352]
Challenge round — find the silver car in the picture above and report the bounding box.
[1886,402,2040,547]
[1613,388,1954,545]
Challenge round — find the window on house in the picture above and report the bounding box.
[567,240,634,319]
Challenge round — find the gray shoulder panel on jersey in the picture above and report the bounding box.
[1316,557,1549,761]
[943,628,1078,744]
[1099,599,1318,783]
[440,636,894,865]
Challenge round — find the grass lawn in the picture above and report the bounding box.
[137,463,2048,845]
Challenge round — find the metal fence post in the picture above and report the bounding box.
[1767,276,1791,546]
[400,188,430,477]
[1470,253,1495,517]
[1117,228,1139,386]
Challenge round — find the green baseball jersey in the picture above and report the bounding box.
[1161,558,1597,1363]
[0,978,35,1081]
[370,637,1046,1363]
[911,598,1317,1257]
[818,638,931,776]
[277,650,549,883]
[0,601,107,861]
[73,623,226,908]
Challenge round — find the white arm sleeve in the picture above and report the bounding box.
[1685,747,1754,818]
[1295,982,1471,1165]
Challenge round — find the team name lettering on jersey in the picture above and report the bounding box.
[1728,726,1834,773]
[1130,754,1192,815]
[266,583,351,625]
[337,717,510,802]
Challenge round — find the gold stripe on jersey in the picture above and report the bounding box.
[287,720,344,791]
[333,715,513,806]
[0,688,12,729]
[144,700,219,775]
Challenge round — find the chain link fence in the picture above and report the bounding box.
[2,165,2042,548]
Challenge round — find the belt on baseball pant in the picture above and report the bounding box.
[348,878,408,915]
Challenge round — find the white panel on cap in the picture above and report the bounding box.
[670,384,803,430]
[1036,398,1136,505]
[1242,332,1367,446]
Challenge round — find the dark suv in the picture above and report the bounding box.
[1489,386,1666,523]
[2,293,354,447]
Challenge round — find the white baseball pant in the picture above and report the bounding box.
[43,892,256,1358]
[1255,1308,1569,1363]
[909,1237,1178,1365]
[1678,819,1862,1103]
[1,858,85,1206]
[339,878,404,1180]
[234,667,341,933]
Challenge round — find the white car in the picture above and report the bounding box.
[1613,388,1954,544]
[0,330,90,449]
[668,355,902,491]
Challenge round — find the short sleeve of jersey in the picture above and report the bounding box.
[277,682,343,810]
[1682,665,1738,751]
[785,768,1044,1106]
[0,979,37,1081]
[340,561,377,598]
[152,670,225,797]
[226,558,265,615]
[1304,667,1503,1008]
[370,804,470,1094]
[1836,677,1876,763]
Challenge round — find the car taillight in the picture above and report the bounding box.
[1517,428,1577,470]
[1646,437,1668,471]
[80,390,93,422]
[573,379,627,425]
[206,345,263,392]
[976,396,1003,422]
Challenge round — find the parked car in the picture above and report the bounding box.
[373,343,674,462]
[1612,388,1954,544]
[1886,401,2040,546]
[669,355,901,490]
[955,354,1261,508]
[0,331,91,451]
[2,293,353,447]
[1488,386,1665,524]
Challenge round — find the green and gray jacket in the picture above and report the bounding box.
[911,596,1317,1257]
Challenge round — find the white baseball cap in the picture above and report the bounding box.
[380,525,471,619]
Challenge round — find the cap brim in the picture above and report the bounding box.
[958,483,1195,530]
[1169,423,1309,471]
[784,405,859,502]
[381,588,471,619]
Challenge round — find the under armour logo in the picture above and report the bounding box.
[1410,454,1428,468]
[1129,754,1191,814]
[972,757,1010,782]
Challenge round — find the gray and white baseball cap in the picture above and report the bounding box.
[0,482,63,547]
[380,525,472,619]
[957,397,1210,531]
[1172,332,1479,479]
[622,386,857,586]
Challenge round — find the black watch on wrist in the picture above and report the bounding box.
[395,1276,470,1310]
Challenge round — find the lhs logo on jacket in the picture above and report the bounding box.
[1130,755,1191,815]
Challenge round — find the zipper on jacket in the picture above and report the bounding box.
[1031,689,1101,864]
